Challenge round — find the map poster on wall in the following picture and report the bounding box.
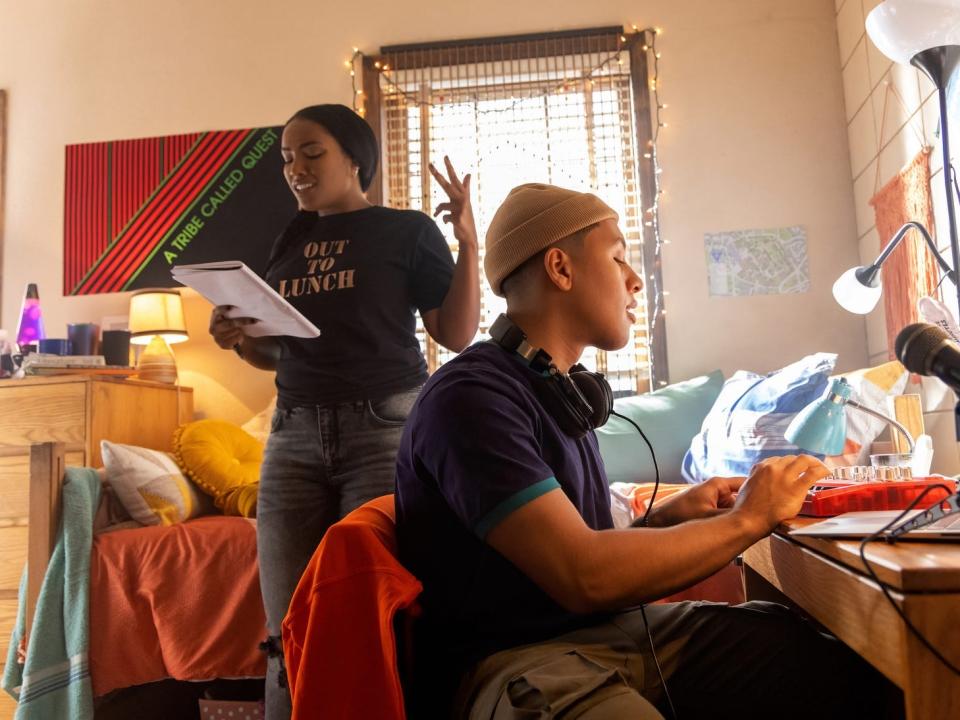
[63,127,297,295]
[704,225,810,297]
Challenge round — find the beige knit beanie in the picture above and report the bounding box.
[484,183,618,296]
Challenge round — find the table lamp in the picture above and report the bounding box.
[785,377,916,455]
[129,289,188,384]
[832,0,960,320]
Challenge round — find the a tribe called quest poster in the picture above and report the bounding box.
[63,126,296,295]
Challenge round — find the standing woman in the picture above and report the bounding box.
[208,104,480,719]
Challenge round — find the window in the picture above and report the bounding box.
[365,27,667,394]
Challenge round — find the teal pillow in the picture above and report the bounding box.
[596,370,724,484]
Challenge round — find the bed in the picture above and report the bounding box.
[8,442,265,716]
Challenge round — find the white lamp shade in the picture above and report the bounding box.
[833,266,882,314]
[866,0,960,65]
[129,289,189,345]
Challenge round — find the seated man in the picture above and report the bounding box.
[395,184,889,719]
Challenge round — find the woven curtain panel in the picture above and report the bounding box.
[869,148,940,359]
[378,30,651,394]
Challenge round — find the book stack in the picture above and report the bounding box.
[21,353,132,376]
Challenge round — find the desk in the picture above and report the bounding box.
[743,518,960,720]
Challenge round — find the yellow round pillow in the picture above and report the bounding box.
[172,419,262,518]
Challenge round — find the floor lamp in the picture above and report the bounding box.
[832,0,960,321]
[831,1,960,443]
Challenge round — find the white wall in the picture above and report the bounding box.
[0,0,868,422]
[835,0,960,473]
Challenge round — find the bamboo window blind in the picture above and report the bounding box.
[366,27,666,394]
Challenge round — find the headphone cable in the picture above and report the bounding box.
[611,411,661,528]
[610,410,678,720]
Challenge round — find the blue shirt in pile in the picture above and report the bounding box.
[395,341,614,703]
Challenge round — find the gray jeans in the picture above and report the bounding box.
[256,386,420,720]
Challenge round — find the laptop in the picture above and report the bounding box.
[792,510,960,540]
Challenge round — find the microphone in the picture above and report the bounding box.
[895,322,960,393]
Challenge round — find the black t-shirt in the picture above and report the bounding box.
[395,342,613,705]
[264,206,454,407]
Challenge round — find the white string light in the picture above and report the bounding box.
[632,25,668,386]
[347,49,364,116]
[378,41,623,112]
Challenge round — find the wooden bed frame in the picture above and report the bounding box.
[24,442,64,647]
[20,441,266,719]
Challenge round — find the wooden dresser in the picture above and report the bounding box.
[0,376,193,717]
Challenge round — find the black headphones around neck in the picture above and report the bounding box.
[488,314,613,438]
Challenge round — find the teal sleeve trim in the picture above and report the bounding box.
[474,476,561,539]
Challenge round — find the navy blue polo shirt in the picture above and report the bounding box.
[395,341,613,696]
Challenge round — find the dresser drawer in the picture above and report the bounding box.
[0,383,86,449]
[0,527,27,592]
[0,454,29,524]
[0,451,85,523]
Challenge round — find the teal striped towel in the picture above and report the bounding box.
[2,467,100,720]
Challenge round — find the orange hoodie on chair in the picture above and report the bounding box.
[282,494,423,720]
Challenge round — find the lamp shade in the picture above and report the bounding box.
[784,378,852,455]
[832,266,882,314]
[866,0,960,65]
[129,289,188,346]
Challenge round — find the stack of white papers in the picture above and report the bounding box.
[22,354,106,369]
[171,261,321,338]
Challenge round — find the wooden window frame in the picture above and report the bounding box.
[363,28,668,390]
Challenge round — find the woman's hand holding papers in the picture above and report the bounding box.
[209,305,258,349]
[209,305,281,370]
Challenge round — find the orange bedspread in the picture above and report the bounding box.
[88,516,266,697]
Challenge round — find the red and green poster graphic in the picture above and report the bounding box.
[63,126,296,295]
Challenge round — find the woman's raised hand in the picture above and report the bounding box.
[430,156,477,249]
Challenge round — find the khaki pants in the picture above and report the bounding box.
[453,601,893,720]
